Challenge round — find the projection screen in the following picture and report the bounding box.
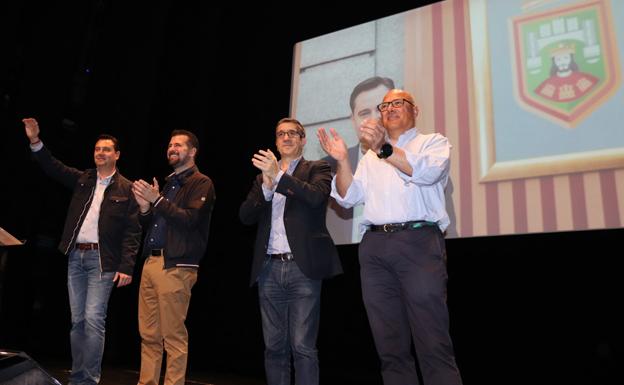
[290,0,624,244]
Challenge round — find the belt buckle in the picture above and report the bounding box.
[383,223,400,233]
[76,243,97,250]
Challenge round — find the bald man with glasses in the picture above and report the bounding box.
[318,89,463,385]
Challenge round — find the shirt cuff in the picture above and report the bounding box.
[329,176,361,209]
[275,170,285,183]
[30,141,43,152]
[261,184,275,201]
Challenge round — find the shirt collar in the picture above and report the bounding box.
[279,156,302,174]
[395,127,418,147]
[166,165,198,185]
[97,170,116,185]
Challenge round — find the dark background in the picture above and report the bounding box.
[0,1,621,384]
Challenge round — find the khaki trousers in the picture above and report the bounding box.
[138,256,197,385]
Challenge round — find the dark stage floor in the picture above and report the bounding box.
[41,363,265,385]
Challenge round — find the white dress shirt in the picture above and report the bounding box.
[331,127,451,235]
[76,171,115,243]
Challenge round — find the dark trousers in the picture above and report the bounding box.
[359,226,462,385]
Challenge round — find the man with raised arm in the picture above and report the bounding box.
[23,117,141,385]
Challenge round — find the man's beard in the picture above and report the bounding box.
[168,153,187,167]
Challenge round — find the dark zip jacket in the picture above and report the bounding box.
[32,145,141,274]
[139,166,215,269]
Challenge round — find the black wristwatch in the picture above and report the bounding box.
[377,143,393,159]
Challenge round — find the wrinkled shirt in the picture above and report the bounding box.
[262,157,302,254]
[331,128,450,235]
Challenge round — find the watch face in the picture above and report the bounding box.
[377,146,385,158]
[381,143,393,158]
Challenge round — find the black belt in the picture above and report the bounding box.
[75,243,98,250]
[151,249,164,256]
[268,252,294,262]
[368,220,438,233]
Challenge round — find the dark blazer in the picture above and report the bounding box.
[239,159,342,286]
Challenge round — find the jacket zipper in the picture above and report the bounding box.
[98,178,114,277]
[64,185,95,255]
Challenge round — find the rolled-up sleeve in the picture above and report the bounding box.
[396,134,450,186]
[330,164,367,209]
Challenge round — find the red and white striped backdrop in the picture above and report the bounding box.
[405,0,623,238]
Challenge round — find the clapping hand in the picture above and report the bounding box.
[317,127,348,161]
[358,118,386,153]
[252,149,279,188]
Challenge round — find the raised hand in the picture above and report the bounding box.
[151,177,159,192]
[132,178,160,212]
[317,127,348,161]
[22,118,41,143]
[132,187,151,213]
[252,149,279,180]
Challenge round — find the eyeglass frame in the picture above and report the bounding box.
[376,98,415,113]
[276,129,305,139]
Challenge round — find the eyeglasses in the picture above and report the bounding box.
[276,130,304,138]
[377,98,415,112]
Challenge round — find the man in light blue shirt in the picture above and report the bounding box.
[318,89,463,385]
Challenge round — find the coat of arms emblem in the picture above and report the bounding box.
[510,0,620,127]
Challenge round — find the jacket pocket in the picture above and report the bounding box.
[109,196,129,203]
[107,196,130,218]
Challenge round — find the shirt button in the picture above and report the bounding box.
[154,224,158,227]
[150,238,154,242]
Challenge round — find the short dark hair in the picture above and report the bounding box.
[275,118,306,138]
[171,129,199,153]
[96,134,120,152]
[349,76,396,112]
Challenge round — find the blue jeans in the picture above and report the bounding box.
[67,249,115,385]
[258,259,322,385]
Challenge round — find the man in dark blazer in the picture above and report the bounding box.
[239,117,342,385]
